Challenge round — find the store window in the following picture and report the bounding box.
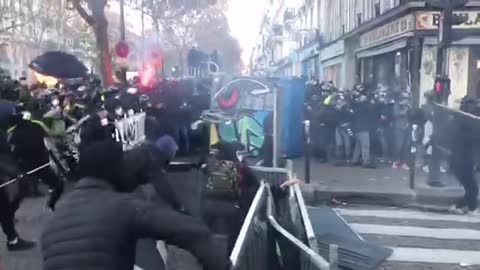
[324,64,342,87]
[468,46,480,98]
[360,50,408,92]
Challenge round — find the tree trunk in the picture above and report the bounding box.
[179,49,184,76]
[84,0,113,86]
[93,21,113,86]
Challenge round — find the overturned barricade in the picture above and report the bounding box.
[230,166,336,270]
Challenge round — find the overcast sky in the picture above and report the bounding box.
[226,0,266,66]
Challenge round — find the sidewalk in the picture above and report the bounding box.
[294,158,477,209]
[0,198,47,270]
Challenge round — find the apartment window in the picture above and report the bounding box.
[375,3,380,17]
[310,8,314,28]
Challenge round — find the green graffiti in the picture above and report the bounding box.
[217,112,268,152]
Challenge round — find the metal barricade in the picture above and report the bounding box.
[230,166,336,270]
[114,112,146,151]
[428,104,480,185]
[230,182,269,270]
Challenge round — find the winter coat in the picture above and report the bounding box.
[0,129,20,203]
[9,119,50,168]
[352,101,374,132]
[79,114,115,151]
[41,177,229,270]
[122,143,183,211]
[393,102,411,130]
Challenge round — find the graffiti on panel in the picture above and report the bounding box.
[209,77,273,155]
[211,111,270,153]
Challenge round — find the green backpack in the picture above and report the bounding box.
[205,156,239,200]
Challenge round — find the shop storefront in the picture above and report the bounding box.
[356,14,415,92]
[298,43,320,78]
[416,10,480,106]
[320,39,345,87]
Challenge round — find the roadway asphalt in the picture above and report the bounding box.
[312,204,480,270]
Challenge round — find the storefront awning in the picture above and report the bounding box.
[423,36,480,45]
[356,39,408,59]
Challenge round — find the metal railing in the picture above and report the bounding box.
[230,166,337,270]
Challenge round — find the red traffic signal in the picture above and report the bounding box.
[435,81,443,93]
[115,41,130,58]
[433,76,451,103]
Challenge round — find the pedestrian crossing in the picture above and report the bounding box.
[335,207,480,267]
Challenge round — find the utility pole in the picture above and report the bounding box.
[119,0,127,84]
[141,0,145,67]
[427,0,468,104]
[426,0,468,186]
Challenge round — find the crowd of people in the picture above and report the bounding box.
[0,74,238,270]
[305,78,480,215]
[305,80,415,169]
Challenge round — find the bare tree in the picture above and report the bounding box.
[0,4,33,34]
[151,2,243,74]
[70,0,113,85]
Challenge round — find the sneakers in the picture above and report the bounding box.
[449,205,468,215]
[7,237,36,251]
[392,162,400,169]
[401,163,410,170]
[449,205,479,216]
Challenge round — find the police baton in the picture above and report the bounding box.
[0,163,50,189]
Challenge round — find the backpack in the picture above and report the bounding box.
[204,154,239,200]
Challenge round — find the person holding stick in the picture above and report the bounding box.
[0,122,35,251]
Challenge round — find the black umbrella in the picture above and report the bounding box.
[29,51,88,79]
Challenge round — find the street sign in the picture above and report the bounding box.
[426,0,448,8]
[115,41,130,58]
[426,0,468,8]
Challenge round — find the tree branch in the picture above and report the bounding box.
[70,0,94,26]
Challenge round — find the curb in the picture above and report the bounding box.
[301,184,476,209]
[300,184,416,207]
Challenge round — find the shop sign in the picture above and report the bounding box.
[360,14,415,47]
[416,11,480,30]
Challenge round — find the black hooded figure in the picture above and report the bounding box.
[0,120,36,251]
[41,141,230,270]
[9,114,64,210]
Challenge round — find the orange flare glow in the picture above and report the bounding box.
[34,72,58,87]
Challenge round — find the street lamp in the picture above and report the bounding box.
[119,0,127,83]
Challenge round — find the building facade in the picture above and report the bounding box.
[251,0,480,108]
[0,0,91,80]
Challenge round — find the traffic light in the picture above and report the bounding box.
[433,75,451,104]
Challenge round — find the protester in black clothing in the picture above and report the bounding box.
[128,135,183,270]
[351,90,375,168]
[122,136,181,208]
[450,96,479,214]
[41,141,229,270]
[79,110,115,151]
[333,92,353,165]
[9,114,64,210]
[373,87,394,162]
[0,128,36,251]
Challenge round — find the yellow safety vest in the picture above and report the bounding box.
[324,94,334,105]
[8,119,52,136]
